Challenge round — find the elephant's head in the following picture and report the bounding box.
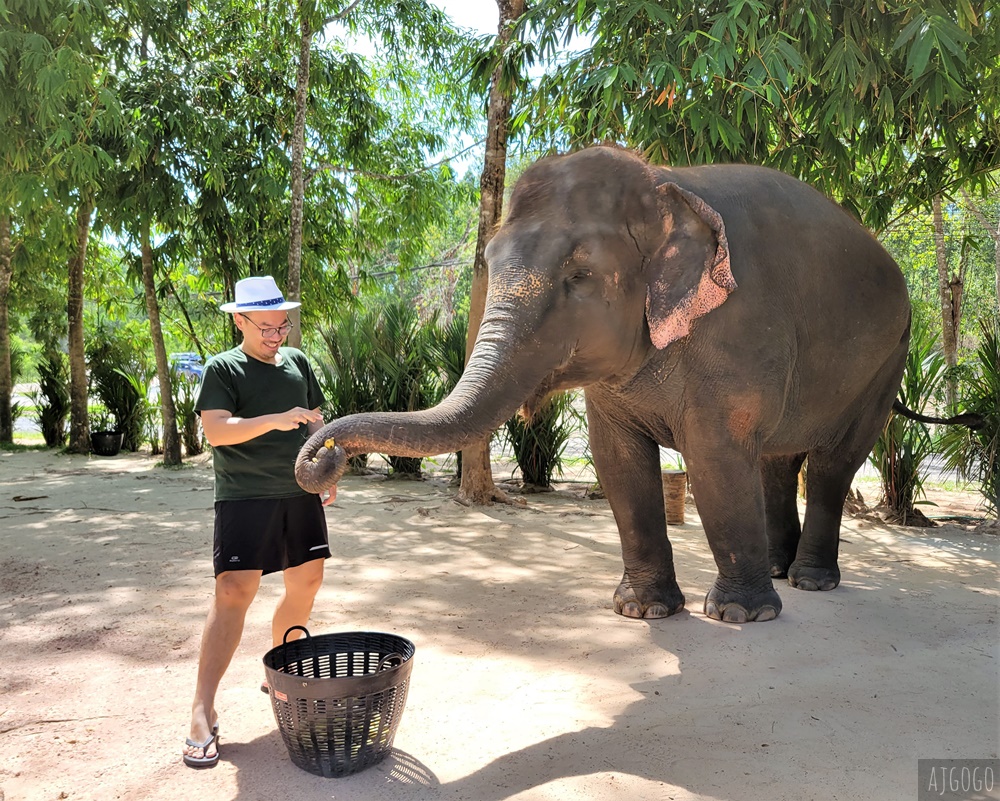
[295,146,735,493]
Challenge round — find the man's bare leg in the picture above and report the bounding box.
[184,570,262,762]
[272,558,325,646]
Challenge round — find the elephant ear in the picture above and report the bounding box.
[644,182,736,349]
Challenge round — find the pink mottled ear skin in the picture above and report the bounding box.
[647,266,734,349]
[646,184,737,349]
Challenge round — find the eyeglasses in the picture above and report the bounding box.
[239,315,294,339]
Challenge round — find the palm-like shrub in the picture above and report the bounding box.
[8,339,27,433]
[87,327,152,452]
[316,302,379,473]
[369,298,439,478]
[939,317,1000,517]
[869,316,947,524]
[171,366,203,456]
[427,310,468,477]
[316,296,442,477]
[32,351,70,447]
[503,391,582,491]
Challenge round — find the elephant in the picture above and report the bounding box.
[296,145,912,624]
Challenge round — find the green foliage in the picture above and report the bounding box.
[427,309,468,476]
[86,325,152,449]
[881,192,999,357]
[520,0,999,230]
[939,317,1000,516]
[89,405,116,434]
[503,392,582,490]
[175,0,478,342]
[315,295,468,478]
[315,301,379,473]
[0,0,121,206]
[426,310,468,404]
[31,350,70,447]
[369,297,440,478]
[9,337,28,385]
[870,316,947,523]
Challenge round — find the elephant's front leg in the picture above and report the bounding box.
[587,408,685,620]
[685,439,782,623]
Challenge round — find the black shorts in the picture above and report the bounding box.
[213,494,330,577]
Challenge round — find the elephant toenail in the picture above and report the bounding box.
[794,577,819,591]
[622,601,643,618]
[644,603,670,619]
[756,606,778,622]
[722,606,749,623]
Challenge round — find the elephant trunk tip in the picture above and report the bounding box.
[295,435,348,494]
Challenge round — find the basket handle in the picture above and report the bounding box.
[377,652,404,672]
[281,626,318,678]
[282,625,312,646]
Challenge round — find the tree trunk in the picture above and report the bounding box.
[66,198,93,454]
[459,0,526,505]
[0,212,13,444]
[932,195,959,410]
[141,211,182,465]
[286,1,312,350]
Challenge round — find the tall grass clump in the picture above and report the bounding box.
[503,391,582,491]
[939,316,1000,517]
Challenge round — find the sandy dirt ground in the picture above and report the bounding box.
[0,449,997,801]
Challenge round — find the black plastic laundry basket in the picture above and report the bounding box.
[262,627,415,778]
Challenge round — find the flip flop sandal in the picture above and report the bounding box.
[183,731,220,768]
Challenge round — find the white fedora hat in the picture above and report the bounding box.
[219,276,301,313]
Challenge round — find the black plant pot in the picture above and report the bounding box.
[91,431,124,457]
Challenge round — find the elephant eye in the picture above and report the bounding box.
[565,268,597,298]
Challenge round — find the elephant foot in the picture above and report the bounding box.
[613,577,685,620]
[787,562,840,591]
[703,579,782,623]
[769,556,792,579]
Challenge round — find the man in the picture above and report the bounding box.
[183,275,335,768]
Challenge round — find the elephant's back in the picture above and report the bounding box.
[655,163,910,436]
[656,163,909,330]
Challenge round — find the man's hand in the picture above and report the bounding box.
[321,485,337,507]
[271,407,323,431]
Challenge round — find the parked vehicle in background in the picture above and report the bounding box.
[169,353,204,380]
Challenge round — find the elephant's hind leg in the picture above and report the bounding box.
[761,453,807,579]
[786,460,851,591]
[789,339,907,591]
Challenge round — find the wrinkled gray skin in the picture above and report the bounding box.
[297,146,910,623]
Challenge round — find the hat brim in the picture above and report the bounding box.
[220,300,301,312]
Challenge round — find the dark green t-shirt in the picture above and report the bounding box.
[195,346,325,501]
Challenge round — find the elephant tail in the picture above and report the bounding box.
[892,399,984,430]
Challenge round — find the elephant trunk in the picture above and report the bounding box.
[295,315,554,494]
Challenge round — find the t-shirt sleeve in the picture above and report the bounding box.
[195,360,238,413]
[303,357,325,411]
